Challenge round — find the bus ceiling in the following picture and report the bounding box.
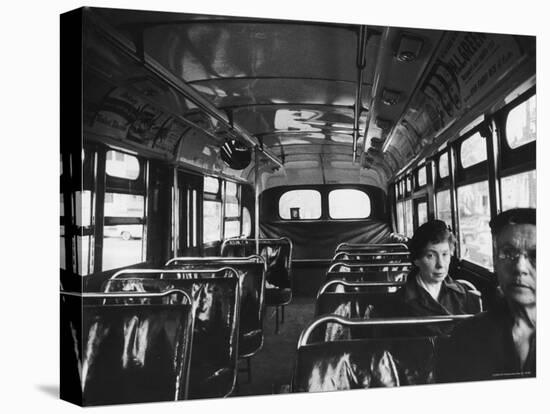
[81,7,535,191]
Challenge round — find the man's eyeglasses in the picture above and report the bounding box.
[496,248,536,266]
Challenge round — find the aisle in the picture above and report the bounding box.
[233,297,315,397]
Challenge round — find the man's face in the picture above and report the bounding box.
[494,223,536,307]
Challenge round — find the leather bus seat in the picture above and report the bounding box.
[293,314,473,392]
[293,337,437,392]
[165,257,266,359]
[63,292,195,405]
[103,272,240,399]
[221,237,293,333]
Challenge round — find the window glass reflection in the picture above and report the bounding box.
[457,181,492,269]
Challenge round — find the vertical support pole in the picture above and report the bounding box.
[484,119,501,219]
[254,147,260,256]
[172,168,179,257]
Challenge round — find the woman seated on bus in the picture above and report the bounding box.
[385,220,481,336]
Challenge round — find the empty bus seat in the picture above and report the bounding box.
[221,237,293,333]
[292,314,473,392]
[63,290,195,405]
[313,283,402,342]
[103,269,241,399]
[293,338,437,391]
[165,256,266,359]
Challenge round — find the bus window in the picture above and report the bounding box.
[416,200,428,227]
[396,201,404,235]
[224,181,241,238]
[436,190,452,226]
[439,154,449,178]
[417,167,427,188]
[460,132,487,168]
[60,226,66,271]
[279,189,321,220]
[103,194,145,270]
[106,151,140,179]
[501,170,536,210]
[404,199,413,237]
[102,151,146,271]
[328,189,371,219]
[457,181,492,269]
[77,236,91,276]
[204,200,222,243]
[204,176,220,193]
[506,95,536,149]
[203,176,222,243]
[242,207,251,237]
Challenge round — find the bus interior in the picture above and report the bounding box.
[60,6,536,405]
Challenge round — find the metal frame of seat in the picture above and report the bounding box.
[297,314,474,347]
[327,261,412,273]
[332,251,410,262]
[335,243,409,253]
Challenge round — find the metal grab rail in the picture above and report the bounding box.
[165,255,266,270]
[60,289,192,303]
[316,279,405,298]
[109,267,239,280]
[335,242,409,253]
[332,251,410,261]
[297,314,474,347]
[328,261,412,273]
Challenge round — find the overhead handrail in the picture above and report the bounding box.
[316,279,405,298]
[297,314,474,347]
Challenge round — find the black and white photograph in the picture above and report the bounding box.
[2,0,548,413]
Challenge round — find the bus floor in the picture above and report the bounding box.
[233,296,315,397]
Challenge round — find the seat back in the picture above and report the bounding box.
[103,269,241,399]
[293,337,437,392]
[221,237,293,291]
[63,290,195,406]
[456,279,484,312]
[165,256,266,358]
[292,314,473,392]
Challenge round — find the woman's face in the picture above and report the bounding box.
[414,241,452,285]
